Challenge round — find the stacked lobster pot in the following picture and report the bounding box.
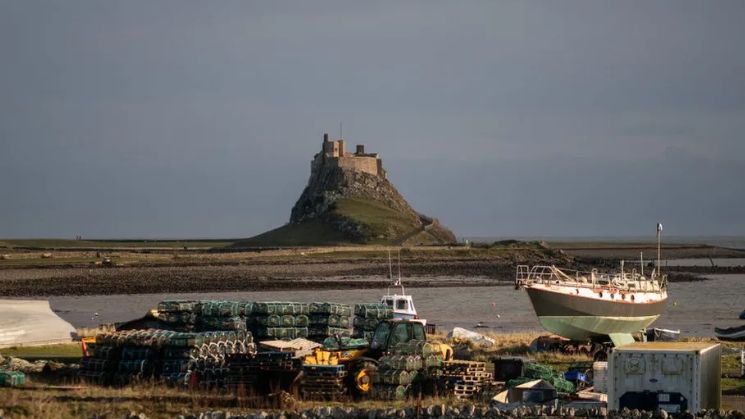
[251,302,310,340]
[373,340,445,400]
[79,335,123,384]
[197,301,251,332]
[156,300,201,331]
[156,300,250,332]
[160,330,257,389]
[79,329,257,387]
[352,303,393,341]
[308,302,353,341]
[79,329,172,385]
[226,350,296,390]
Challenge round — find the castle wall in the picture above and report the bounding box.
[316,134,384,178]
[337,156,380,177]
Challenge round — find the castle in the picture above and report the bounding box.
[311,133,386,178]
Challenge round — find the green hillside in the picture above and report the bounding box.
[237,198,432,246]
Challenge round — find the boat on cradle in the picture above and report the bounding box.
[715,324,745,341]
[515,225,669,347]
[515,263,667,346]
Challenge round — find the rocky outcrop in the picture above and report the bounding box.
[243,136,456,246]
[291,165,419,226]
[289,163,455,244]
[280,139,456,245]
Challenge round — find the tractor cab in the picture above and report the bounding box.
[367,319,427,359]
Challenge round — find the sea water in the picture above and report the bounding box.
[50,274,745,337]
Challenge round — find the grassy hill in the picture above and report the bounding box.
[237,198,445,247]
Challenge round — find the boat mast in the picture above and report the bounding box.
[640,252,644,277]
[388,250,393,280]
[656,223,663,278]
[397,249,404,293]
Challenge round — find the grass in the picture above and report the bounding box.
[235,219,354,247]
[237,197,425,247]
[0,382,220,419]
[333,198,418,242]
[0,343,82,361]
[0,332,743,417]
[0,239,233,250]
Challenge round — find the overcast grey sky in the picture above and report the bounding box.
[1,1,744,239]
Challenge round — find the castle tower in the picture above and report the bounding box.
[314,133,385,178]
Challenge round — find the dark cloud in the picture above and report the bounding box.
[1,1,743,238]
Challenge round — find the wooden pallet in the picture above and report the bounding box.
[438,361,495,400]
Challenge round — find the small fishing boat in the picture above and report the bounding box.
[715,324,745,341]
[645,327,680,342]
[474,322,489,329]
[380,250,426,325]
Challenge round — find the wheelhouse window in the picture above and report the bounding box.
[396,299,408,310]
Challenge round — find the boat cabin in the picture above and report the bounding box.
[381,294,425,325]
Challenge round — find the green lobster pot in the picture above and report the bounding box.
[0,370,25,387]
[382,370,411,386]
[393,384,409,400]
[280,315,296,327]
[294,315,309,327]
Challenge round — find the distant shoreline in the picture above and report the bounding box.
[0,240,743,297]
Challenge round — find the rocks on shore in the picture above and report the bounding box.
[166,405,745,419]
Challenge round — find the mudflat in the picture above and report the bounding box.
[0,241,743,296]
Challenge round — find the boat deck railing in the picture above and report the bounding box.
[516,265,666,292]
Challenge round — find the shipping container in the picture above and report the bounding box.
[608,342,720,413]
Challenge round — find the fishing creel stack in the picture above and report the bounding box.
[161,330,257,389]
[307,302,352,341]
[80,329,257,388]
[79,332,124,385]
[353,303,393,342]
[156,300,201,331]
[250,302,310,340]
[372,339,443,400]
[197,301,251,332]
[155,300,251,332]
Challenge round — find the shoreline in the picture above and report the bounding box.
[1,243,742,297]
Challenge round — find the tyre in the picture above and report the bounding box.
[349,359,378,398]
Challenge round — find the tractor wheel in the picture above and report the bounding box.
[349,360,378,398]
